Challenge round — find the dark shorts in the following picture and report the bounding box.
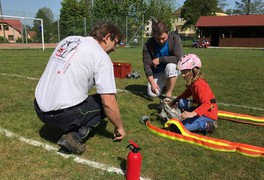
[34,94,106,132]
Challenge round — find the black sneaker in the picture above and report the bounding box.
[205,121,218,133]
[57,132,86,155]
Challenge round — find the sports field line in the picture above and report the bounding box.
[0,127,151,180]
[1,72,264,112]
[0,72,39,80]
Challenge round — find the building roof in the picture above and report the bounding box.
[0,19,22,32]
[196,14,264,27]
[28,30,36,38]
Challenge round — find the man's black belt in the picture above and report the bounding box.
[42,101,84,116]
[43,109,65,115]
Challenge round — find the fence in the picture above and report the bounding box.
[0,8,145,48]
[0,9,194,48]
[57,15,144,46]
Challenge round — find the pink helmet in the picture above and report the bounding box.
[177,54,201,70]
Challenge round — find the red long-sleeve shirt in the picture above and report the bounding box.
[177,78,218,120]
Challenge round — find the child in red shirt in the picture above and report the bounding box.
[172,54,218,133]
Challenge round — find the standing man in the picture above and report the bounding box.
[143,22,183,98]
[34,22,125,155]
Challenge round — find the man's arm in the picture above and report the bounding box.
[142,39,155,78]
[143,41,160,94]
[100,94,125,140]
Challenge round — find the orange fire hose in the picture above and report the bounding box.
[218,110,264,125]
[146,118,264,158]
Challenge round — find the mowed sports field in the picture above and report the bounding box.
[0,46,263,179]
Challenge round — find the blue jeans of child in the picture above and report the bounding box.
[178,99,214,132]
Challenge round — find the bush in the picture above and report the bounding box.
[0,36,9,43]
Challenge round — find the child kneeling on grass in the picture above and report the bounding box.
[170,54,218,133]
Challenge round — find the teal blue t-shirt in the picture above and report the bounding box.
[153,41,169,74]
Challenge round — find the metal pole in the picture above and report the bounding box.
[74,20,76,35]
[84,17,86,36]
[40,19,45,51]
[57,18,60,42]
[90,18,92,31]
[0,0,6,43]
[21,21,24,43]
[12,26,15,42]
[91,0,93,31]
[126,16,128,46]
[23,12,28,44]
[24,24,28,44]
[142,13,144,47]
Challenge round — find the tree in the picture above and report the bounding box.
[233,0,264,14]
[218,0,228,10]
[50,20,60,42]
[90,0,147,43]
[116,0,148,43]
[225,8,234,15]
[60,0,89,38]
[92,0,118,20]
[33,7,54,43]
[180,0,221,29]
[144,0,176,31]
[58,0,178,42]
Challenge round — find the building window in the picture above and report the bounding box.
[4,24,9,30]
[8,35,14,41]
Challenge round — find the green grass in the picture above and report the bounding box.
[0,47,263,179]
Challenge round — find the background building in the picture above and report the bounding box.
[0,19,34,42]
[196,14,264,47]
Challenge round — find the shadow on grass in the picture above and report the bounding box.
[148,103,160,110]
[39,124,64,143]
[148,102,170,126]
[39,120,113,144]
[124,84,154,101]
[117,156,127,175]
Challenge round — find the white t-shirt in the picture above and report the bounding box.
[35,36,116,112]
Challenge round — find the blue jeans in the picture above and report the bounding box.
[178,99,214,132]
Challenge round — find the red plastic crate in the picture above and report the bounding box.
[113,62,131,79]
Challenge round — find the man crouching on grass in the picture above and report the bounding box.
[34,22,125,155]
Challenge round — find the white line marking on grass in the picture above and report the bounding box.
[217,103,264,111]
[1,72,264,112]
[0,127,151,180]
[0,73,39,80]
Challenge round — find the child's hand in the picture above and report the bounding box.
[180,111,197,120]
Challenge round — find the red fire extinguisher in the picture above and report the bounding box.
[126,140,142,180]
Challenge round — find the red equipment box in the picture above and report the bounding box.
[113,62,131,79]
